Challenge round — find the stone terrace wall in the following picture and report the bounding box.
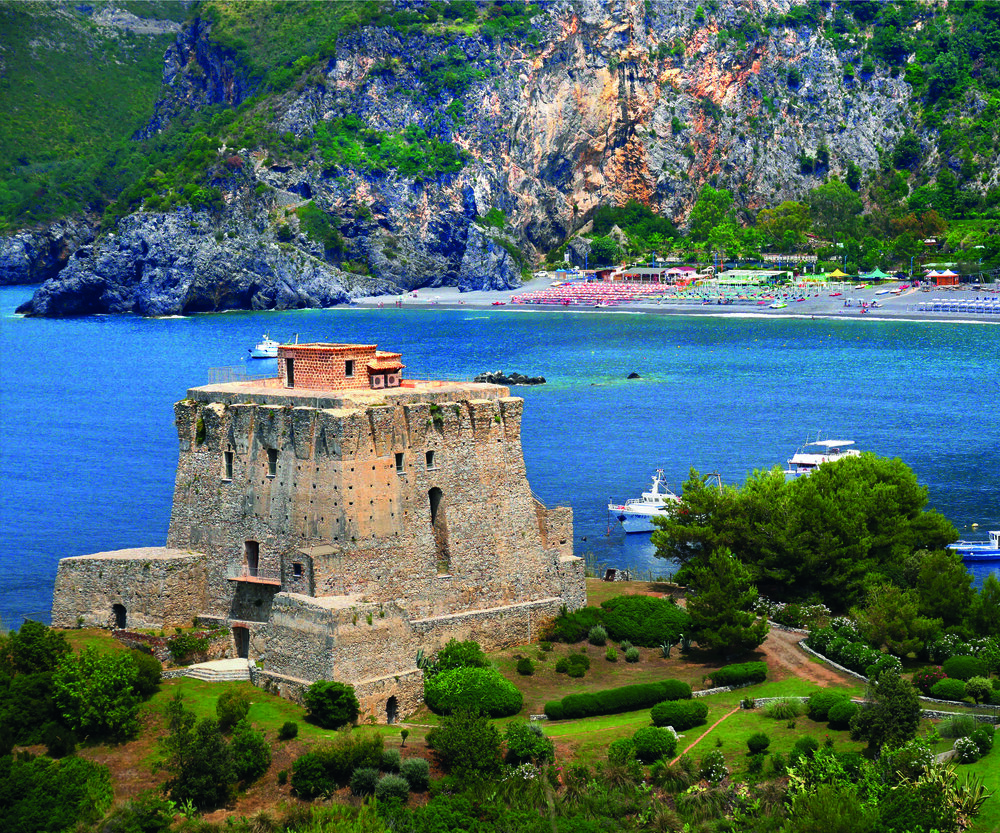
[51,548,206,629]
[411,596,566,649]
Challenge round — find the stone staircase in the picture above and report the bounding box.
[182,658,252,683]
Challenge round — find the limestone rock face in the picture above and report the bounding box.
[0,218,96,286]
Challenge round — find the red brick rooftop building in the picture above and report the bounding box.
[277,343,405,391]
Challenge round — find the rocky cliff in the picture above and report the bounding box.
[13,0,975,316]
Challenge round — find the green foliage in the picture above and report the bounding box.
[52,647,140,741]
[624,647,640,663]
[709,662,767,687]
[304,680,360,729]
[399,756,430,792]
[930,678,967,701]
[965,676,993,705]
[426,708,502,780]
[230,718,271,784]
[605,646,618,662]
[516,657,535,676]
[942,655,987,681]
[912,666,947,695]
[762,698,803,720]
[632,727,677,763]
[607,737,635,765]
[542,606,604,643]
[424,666,523,717]
[504,721,554,765]
[850,671,921,752]
[419,45,488,100]
[587,235,623,267]
[807,690,850,722]
[481,207,507,229]
[278,720,299,740]
[167,632,209,664]
[688,185,734,242]
[216,689,251,732]
[375,772,410,803]
[161,694,235,810]
[827,700,858,729]
[313,116,468,181]
[746,732,770,754]
[291,730,384,798]
[381,747,401,772]
[350,766,379,796]
[685,548,769,656]
[650,699,709,730]
[544,678,690,720]
[592,200,678,242]
[588,625,608,646]
[435,638,490,672]
[130,649,162,697]
[296,201,346,259]
[600,595,690,648]
[0,754,113,833]
[2,621,71,674]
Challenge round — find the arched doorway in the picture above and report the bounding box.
[112,604,126,629]
[386,696,399,725]
[428,487,450,574]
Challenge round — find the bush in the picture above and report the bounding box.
[942,655,987,681]
[304,680,360,729]
[216,690,251,732]
[930,678,968,701]
[912,666,947,695]
[650,700,709,731]
[827,700,858,730]
[954,736,981,763]
[291,752,329,799]
[540,641,553,652]
[381,748,401,772]
[436,639,489,671]
[588,625,608,646]
[625,647,640,663]
[607,737,636,765]
[130,650,162,697]
[555,657,569,673]
[746,732,770,754]
[278,721,298,741]
[542,606,604,643]
[965,676,993,704]
[633,727,677,763]
[42,721,76,758]
[350,767,379,796]
[710,662,768,688]
[167,632,209,664]
[424,666,523,717]
[970,725,994,757]
[399,757,430,792]
[505,721,554,765]
[763,699,803,720]
[747,752,766,775]
[770,752,787,775]
[426,708,502,780]
[605,646,618,662]
[699,748,728,784]
[807,690,849,722]
[516,657,535,676]
[230,719,271,784]
[375,773,410,803]
[940,715,978,739]
[790,736,820,763]
[545,679,692,720]
[291,730,384,798]
[600,595,691,647]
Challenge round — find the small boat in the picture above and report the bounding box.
[769,301,788,309]
[608,470,680,533]
[249,334,280,359]
[948,530,1000,561]
[783,437,863,480]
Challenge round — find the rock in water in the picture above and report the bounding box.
[474,371,546,386]
[627,372,641,379]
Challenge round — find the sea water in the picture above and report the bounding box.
[1,286,997,624]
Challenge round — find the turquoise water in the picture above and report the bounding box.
[1,286,997,624]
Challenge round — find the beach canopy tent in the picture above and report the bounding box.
[861,267,892,281]
[828,268,849,278]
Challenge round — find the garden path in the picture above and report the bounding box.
[759,628,854,688]
[670,706,741,763]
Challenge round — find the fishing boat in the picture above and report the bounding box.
[783,437,863,480]
[948,530,1000,560]
[249,334,280,359]
[608,470,680,533]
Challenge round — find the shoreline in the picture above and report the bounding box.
[351,284,1000,326]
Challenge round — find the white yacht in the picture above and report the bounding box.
[608,470,680,533]
[248,334,280,359]
[784,438,862,480]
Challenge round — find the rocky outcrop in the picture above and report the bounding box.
[0,218,96,286]
[15,208,363,317]
[474,371,546,386]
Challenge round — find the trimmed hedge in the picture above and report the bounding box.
[424,667,523,717]
[542,606,604,643]
[709,662,767,688]
[632,727,677,763]
[807,690,849,722]
[827,700,858,729]
[930,678,968,702]
[600,595,690,648]
[942,655,987,681]
[543,678,691,721]
[650,699,708,731]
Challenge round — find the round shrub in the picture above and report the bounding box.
[930,678,968,701]
[619,641,633,651]
[942,655,987,681]
[699,748,728,784]
[424,667,523,717]
[633,727,677,763]
[826,700,858,730]
[130,649,162,697]
[791,736,819,761]
[231,719,271,784]
[555,657,569,673]
[567,663,586,678]
[807,690,848,722]
[971,726,995,757]
[540,641,553,652]
[651,699,708,731]
[374,773,410,803]
[588,625,608,646]
[278,721,298,741]
[381,748,401,772]
[625,647,640,663]
[216,689,251,732]
[600,594,690,647]
[399,757,430,792]
[746,732,770,754]
[607,737,636,765]
[660,679,692,700]
[516,657,535,676]
[747,752,765,775]
[291,752,331,800]
[304,680,359,729]
[954,736,981,763]
[571,652,591,671]
[505,721,554,765]
[436,639,489,671]
[350,767,379,796]
[912,666,947,695]
[605,646,618,663]
[544,700,565,720]
[965,677,992,704]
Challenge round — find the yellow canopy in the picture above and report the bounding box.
[828,268,848,277]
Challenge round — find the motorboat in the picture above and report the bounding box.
[783,437,863,480]
[249,334,280,359]
[948,530,1000,561]
[608,470,680,533]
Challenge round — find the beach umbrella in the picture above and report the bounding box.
[828,268,848,278]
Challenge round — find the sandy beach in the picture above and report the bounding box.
[353,280,1000,325]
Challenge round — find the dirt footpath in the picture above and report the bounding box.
[759,627,855,688]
